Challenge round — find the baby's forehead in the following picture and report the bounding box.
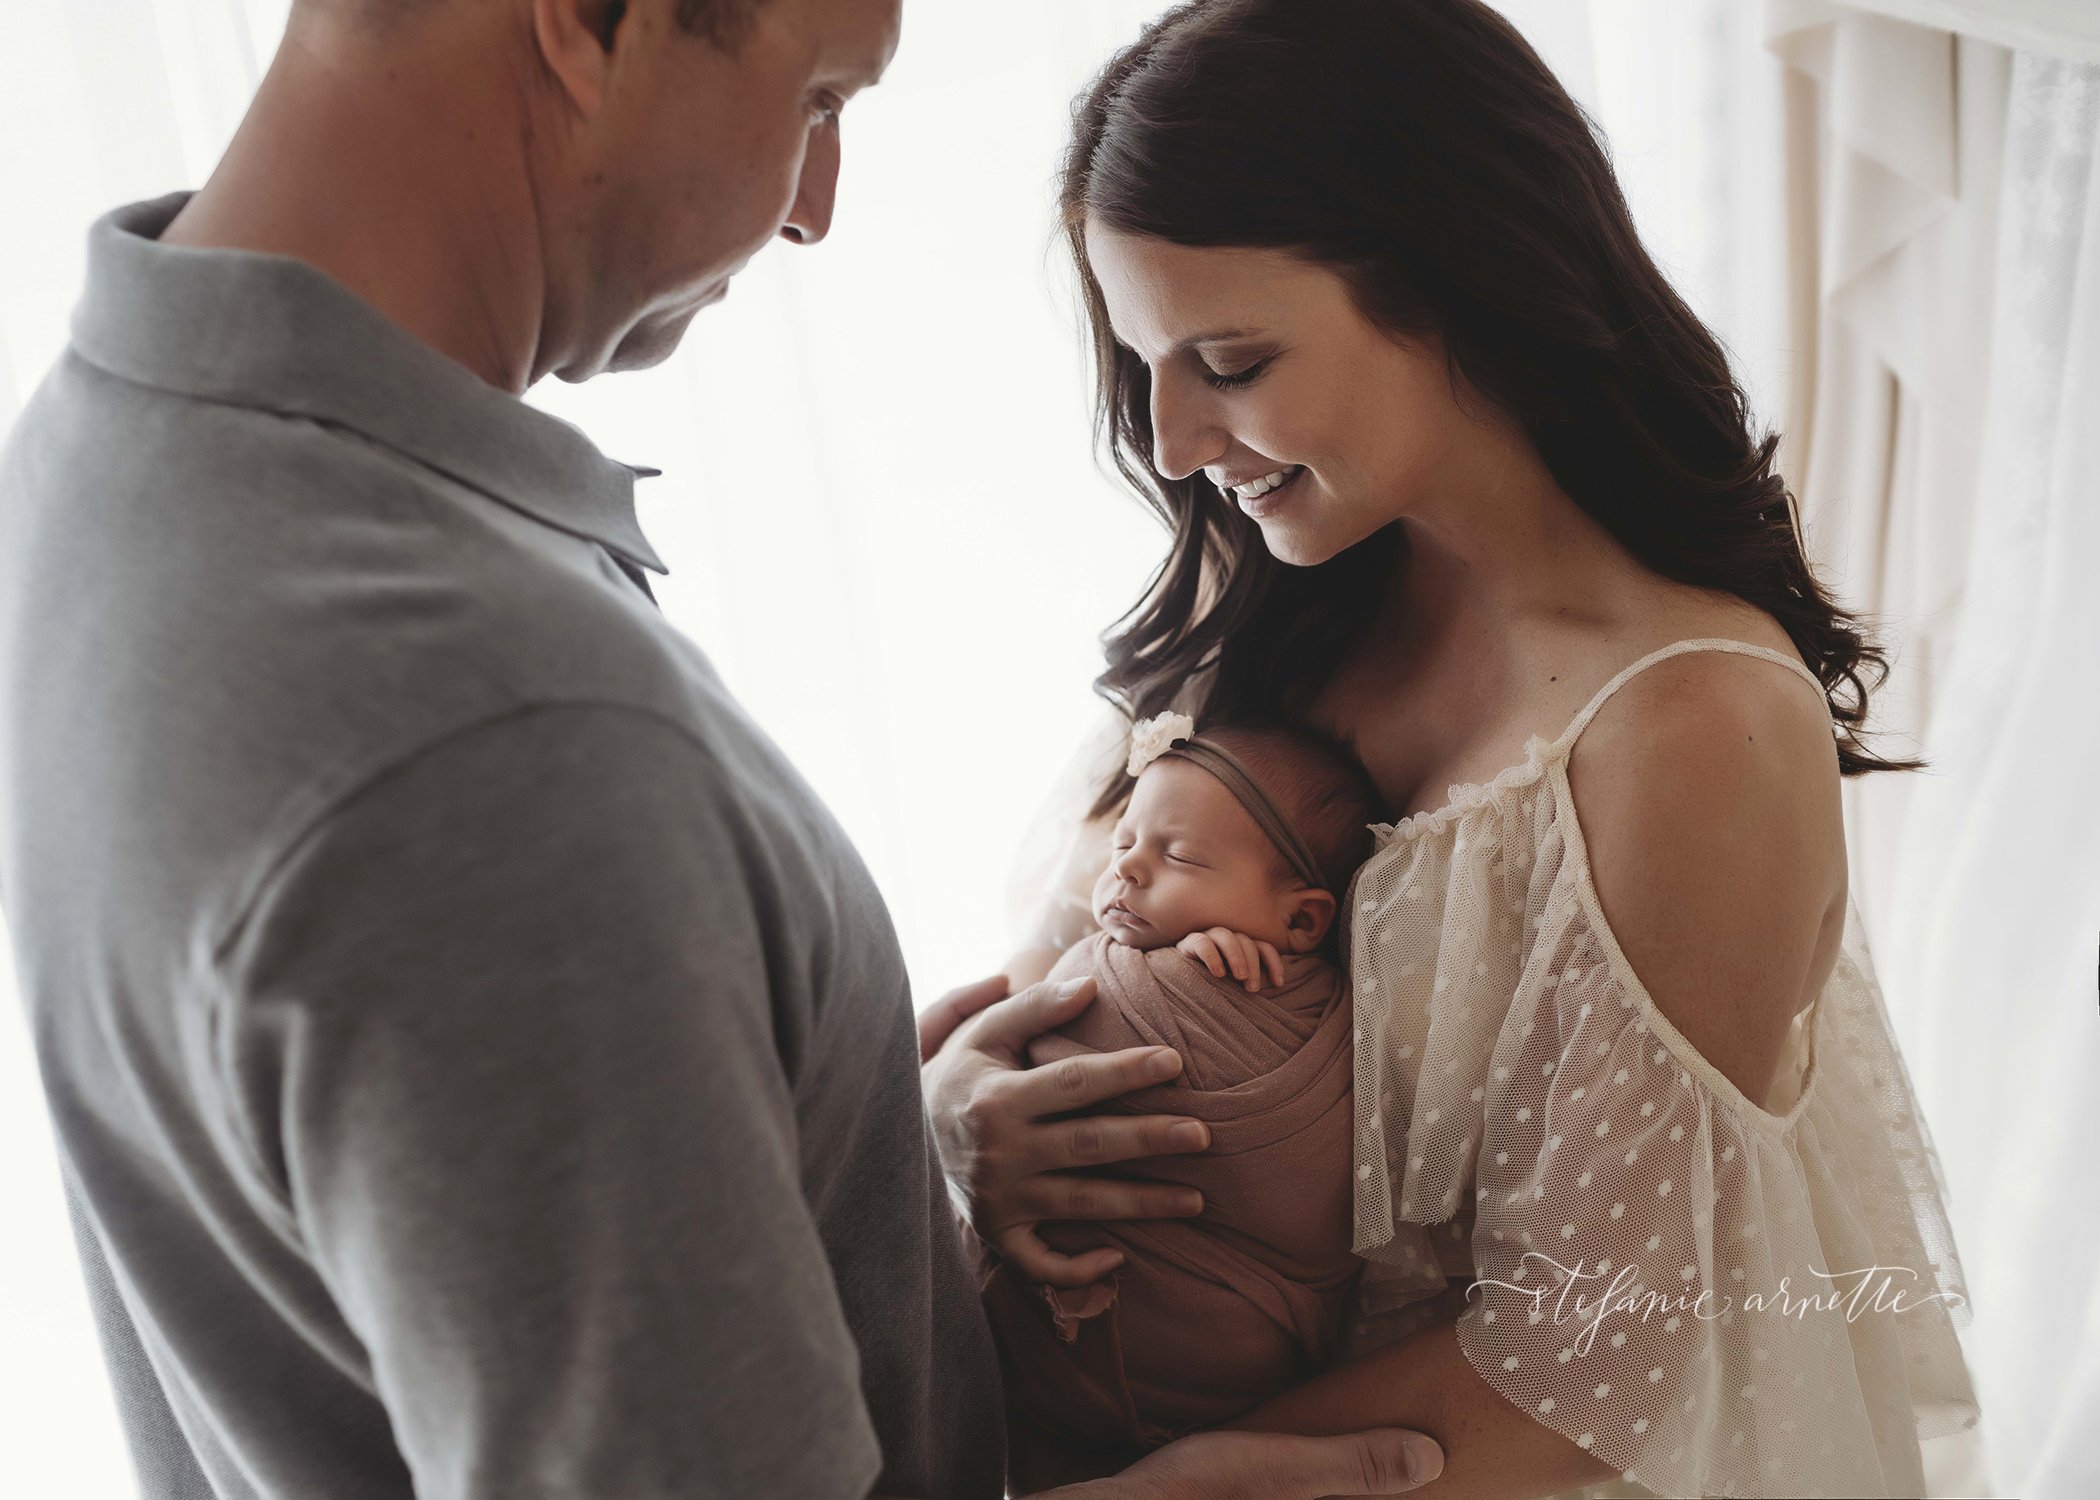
[1128,758,1270,847]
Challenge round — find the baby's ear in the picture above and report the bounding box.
[1286,888,1337,952]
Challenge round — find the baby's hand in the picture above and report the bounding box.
[1176,928,1288,992]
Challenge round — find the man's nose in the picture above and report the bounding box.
[1149,373,1226,483]
[780,129,841,246]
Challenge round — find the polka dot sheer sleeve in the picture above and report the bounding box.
[1344,725,1979,1500]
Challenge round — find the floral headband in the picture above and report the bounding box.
[1126,711,1330,893]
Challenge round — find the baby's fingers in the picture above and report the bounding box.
[1179,932,1227,979]
[1202,927,1254,986]
[1256,940,1287,989]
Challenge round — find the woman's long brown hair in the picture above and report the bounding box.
[1065,0,1921,822]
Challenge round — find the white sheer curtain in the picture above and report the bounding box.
[1846,0,2100,61]
[2,2,2090,1496]
[1870,49,2097,1500]
[1761,10,2100,1495]
[1909,59,2100,1494]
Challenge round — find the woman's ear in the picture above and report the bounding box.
[1284,888,1337,953]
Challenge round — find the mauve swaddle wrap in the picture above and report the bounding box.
[982,930,1362,1487]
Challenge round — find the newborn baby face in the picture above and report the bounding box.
[1092,757,1302,951]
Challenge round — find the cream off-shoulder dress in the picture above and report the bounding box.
[1004,638,1979,1500]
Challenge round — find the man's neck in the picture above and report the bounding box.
[159,12,549,395]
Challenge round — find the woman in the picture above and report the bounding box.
[922,2,1981,1496]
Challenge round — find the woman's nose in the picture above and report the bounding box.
[1149,371,1227,483]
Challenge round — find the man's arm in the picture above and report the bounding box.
[214,703,883,1500]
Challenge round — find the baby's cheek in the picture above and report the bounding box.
[1160,877,1231,942]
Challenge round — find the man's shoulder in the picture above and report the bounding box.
[0,359,773,966]
[220,701,748,945]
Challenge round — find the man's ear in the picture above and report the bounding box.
[533,0,631,116]
[1284,888,1337,953]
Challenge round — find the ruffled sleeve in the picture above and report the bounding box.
[1347,756,1977,1500]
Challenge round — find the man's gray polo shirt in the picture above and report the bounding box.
[0,192,1006,1500]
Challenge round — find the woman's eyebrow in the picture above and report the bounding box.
[1117,328,1262,363]
[1171,328,1258,355]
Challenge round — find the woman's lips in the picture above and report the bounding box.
[1236,464,1307,518]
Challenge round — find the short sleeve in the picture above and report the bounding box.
[212,704,883,1500]
[1453,879,1976,1499]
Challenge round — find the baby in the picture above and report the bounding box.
[982,712,1384,1492]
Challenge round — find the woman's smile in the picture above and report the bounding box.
[1232,463,1308,518]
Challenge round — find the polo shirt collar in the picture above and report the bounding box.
[69,191,667,576]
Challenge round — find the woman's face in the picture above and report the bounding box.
[1084,222,1490,567]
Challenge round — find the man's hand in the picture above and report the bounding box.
[1025,1425,1446,1499]
[1176,927,1288,992]
[919,974,1210,1287]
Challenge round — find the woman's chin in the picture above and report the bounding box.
[1256,509,1395,570]
[1256,520,1346,569]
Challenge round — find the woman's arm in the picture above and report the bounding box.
[869,1420,1446,1499]
[1566,656,1846,1108]
[1220,1319,1617,1500]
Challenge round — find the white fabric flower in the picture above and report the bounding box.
[1127,710,1195,777]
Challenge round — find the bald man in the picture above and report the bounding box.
[0,2,1442,1496]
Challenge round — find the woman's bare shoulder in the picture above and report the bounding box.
[1568,593,1840,817]
[1561,650,1844,1103]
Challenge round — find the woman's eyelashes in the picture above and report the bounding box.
[1200,355,1273,391]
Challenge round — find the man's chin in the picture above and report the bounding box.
[549,304,705,383]
[604,303,703,373]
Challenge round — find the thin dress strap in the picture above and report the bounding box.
[1556,637,1827,754]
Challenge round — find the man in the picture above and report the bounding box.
[0,1,1444,1494]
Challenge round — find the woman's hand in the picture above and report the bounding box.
[919,973,1211,1287]
[1024,1425,1445,1499]
[1177,927,1288,991]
